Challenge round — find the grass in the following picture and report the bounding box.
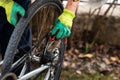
[31,70,114,80]
[61,71,114,80]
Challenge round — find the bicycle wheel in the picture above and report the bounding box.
[1,0,64,79]
[28,35,67,80]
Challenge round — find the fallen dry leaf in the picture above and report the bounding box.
[103,58,111,65]
[63,61,70,68]
[76,70,82,75]
[110,57,120,63]
[79,54,94,59]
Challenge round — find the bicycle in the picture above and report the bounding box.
[0,0,67,80]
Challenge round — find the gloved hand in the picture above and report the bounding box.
[52,9,75,39]
[0,0,25,26]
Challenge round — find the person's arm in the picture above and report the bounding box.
[0,0,25,26]
[66,0,80,13]
[52,0,80,39]
[58,0,80,27]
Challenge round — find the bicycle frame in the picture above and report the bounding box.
[0,36,65,80]
[0,56,54,80]
[18,63,50,80]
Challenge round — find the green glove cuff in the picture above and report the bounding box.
[58,9,75,28]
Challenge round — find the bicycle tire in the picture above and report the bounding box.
[1,0,63,78]
[54,41,66,80]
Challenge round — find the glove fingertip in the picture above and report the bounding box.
[66,30,71,37]
[61,35,65,39]
[19,8,25,16]
[51,31,55,35]
[51,29,56,35]
[15,3,25,16]
[56,35,60,39]
[11,17,17,26]
[51,25,59,35]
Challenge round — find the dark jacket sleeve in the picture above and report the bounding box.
[0,7,14,54]
[14,0,30,10]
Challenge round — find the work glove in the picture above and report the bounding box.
[52,9,75,39]
[0,0,25,26]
